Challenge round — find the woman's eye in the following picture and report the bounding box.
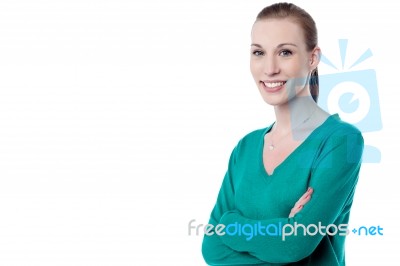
[279,49,292,57]
[252,50,264,56]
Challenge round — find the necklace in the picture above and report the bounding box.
[268,107,317,151]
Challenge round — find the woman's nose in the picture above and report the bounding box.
[263,57,280,76]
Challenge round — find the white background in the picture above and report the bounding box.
[0,0,398,265]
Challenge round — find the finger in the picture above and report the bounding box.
[295,188,313,205]
[297,193,312,206]
[289,204,303,218]
[289,188,314,218]
[293,189,313,210]
[294,195,311,211]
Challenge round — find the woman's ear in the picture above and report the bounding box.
[310,47,321,70]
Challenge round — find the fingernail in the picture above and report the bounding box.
[307,187,311,192]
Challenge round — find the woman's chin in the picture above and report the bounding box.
[261,97,287,106]
[259,92,289,106]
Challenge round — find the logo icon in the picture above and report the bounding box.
[318,39,382,163]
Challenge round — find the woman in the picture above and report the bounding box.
[202,3,364,265]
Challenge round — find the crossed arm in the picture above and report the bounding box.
[202,132,363,265]
[202,182,313,265]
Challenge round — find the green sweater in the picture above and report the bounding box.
[202,114,364,265]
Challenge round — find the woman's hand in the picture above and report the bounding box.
[289,187,313,218]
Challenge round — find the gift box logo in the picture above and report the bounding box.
[318,39,382,163]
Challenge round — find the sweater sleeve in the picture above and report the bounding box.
[202,143,274,265]
[218,131,364,264]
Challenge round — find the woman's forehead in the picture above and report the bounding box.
[251,19,306,48]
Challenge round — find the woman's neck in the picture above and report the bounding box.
[273,95,318,134]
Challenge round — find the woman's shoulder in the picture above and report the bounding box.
[243,125,272,140]
[313,114,364,153]
[234,124,273,150]
[322,113,363,137]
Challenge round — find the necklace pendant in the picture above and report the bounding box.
[269,144,274,151]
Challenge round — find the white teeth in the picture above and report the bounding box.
[264,81,284,88]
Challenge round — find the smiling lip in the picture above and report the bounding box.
[261,80,287,93]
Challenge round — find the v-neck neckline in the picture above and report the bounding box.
[260,114,338,177]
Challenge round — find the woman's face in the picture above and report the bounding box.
[250,18,319,106]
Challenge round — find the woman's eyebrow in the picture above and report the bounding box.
[251,43,298,48]
[251,43,263,48]
[277,43,297,48]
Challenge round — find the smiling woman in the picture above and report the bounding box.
[201,2,364,265]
